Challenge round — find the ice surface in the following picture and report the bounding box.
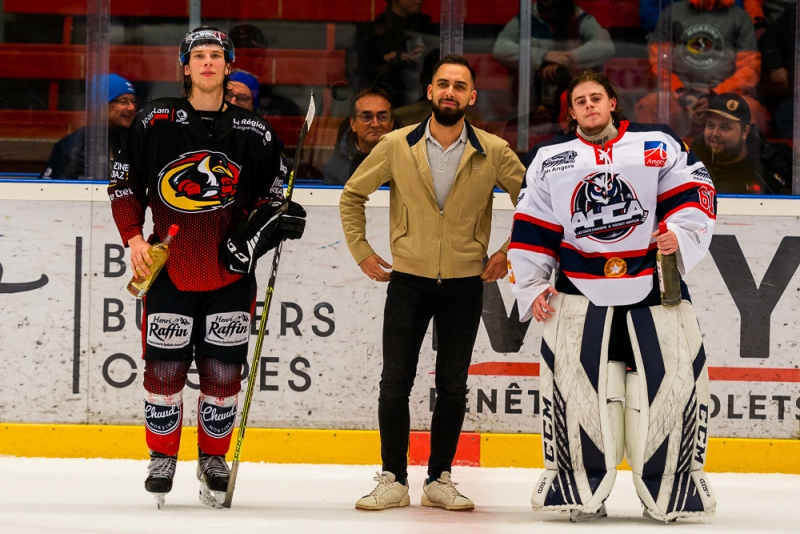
[0,458,797,533]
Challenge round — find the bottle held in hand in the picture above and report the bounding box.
[655,222,681,307]
[127,224,179,298]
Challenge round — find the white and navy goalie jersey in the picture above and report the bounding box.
[508,121,716,320]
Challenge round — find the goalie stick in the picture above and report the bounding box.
[224,93,316,508]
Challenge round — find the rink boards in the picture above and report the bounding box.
[0,183,799,459]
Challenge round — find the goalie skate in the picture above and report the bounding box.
[570,503,608,523]
[144,450,177,510]
[197,449,230,509]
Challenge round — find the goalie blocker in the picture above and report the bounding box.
[533,293,715,522]
[222,200,306,274]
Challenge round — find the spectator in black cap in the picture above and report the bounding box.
[691,93,789,195]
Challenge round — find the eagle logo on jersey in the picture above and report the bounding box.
[644,141,668,167]
[570,172,648,242]
[157,150,241,213]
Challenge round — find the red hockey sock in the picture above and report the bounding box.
[196,356,241,456]
[144,392,183,455]
[197,393,238,455]
[143,360,190,456]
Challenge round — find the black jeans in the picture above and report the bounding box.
[378,272,484,480]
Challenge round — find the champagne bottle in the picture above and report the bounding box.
[127,224,179,298]
[655,222,681,307]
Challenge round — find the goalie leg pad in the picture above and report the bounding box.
[607,360,626,466]
[626,301,716,521]
[532,293,618,514]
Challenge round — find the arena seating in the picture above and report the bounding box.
[0,0,646,171]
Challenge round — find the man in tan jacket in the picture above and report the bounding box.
[340,54,524,512]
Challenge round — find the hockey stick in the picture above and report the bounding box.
[224,93,316,508]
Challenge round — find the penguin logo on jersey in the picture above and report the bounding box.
[570,172,648,242]
[158,150,241,213]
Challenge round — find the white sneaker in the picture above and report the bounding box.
[355,471,410,511]
[421,471,474,511]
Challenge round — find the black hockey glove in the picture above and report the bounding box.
[280,200,307,241]
[222,201,307,274]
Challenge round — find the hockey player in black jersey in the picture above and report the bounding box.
[509,71,716,522]
[108,26,306,509]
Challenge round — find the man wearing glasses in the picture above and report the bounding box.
[41,73,136,179]
[228,69,259,111]
[323,87,396,185]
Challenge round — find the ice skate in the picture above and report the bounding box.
[355,471,410,510]
[197,448,230,509]
[643,507,677,523]
[144,450,177,510]
[421,471,474,511]
[569,503,608,523]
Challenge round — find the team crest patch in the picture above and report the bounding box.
[644,141,668,167]
[157,150,241,213]
[570,172,649,242]
[604,257,627,278]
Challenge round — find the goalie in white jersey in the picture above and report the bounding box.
[508,70,716,523]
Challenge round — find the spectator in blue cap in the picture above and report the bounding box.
[41,73,136,179]
[228,69,260,111]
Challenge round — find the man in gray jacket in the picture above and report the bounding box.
[340,54,524,512]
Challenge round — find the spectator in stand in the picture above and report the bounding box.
[346,0,433,108]
[324,87,396,185]
[634,0,768,138]
[41,73,135,179]
[228,24,300,116]
[492,0,614,130]
[639,0,765,36]
[691,93,789,194]
[758,4,795,138]
[228,69,259,112]
[226,68,292,187]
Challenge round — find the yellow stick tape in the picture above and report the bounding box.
[1,424,797,474]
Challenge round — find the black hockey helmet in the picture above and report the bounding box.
[179,26,235,65]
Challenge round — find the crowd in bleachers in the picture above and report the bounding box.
[0,0,795,194]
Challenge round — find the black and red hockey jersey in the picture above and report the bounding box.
[508,121,716,318]
[109,97,284,292]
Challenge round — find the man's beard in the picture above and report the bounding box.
[709,139,744,164]
[432,99,467,126]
